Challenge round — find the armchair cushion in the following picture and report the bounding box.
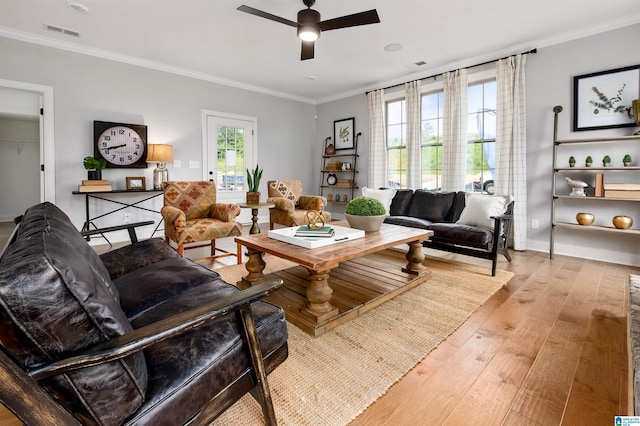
[298,195,327,211]
[268,180,302,205]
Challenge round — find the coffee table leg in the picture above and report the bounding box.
[305,268,339,322]
[241,247,267,287]
[402,240,430,276]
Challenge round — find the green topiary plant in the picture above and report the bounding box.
[585,155,593,166]
[624,154,632,165]
[345,197,386,216]
[603,155,611,166]
[568,156,576,166]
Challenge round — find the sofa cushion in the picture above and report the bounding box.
[113,257,225,320]
[429,223,493,248]
[125,281,288,425]
[384,215,433,230]
[456,194,511,230]
[362,187,396,216]
[0,203,147,425]
[407,190,457,222]
[100,237,181,280]
[388,189,414,216]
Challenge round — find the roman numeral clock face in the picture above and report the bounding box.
[94,121,148,168]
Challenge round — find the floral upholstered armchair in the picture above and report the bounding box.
[267,180,331,229]
[161,181,243,263]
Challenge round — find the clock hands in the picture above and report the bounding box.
[103,144,127,153]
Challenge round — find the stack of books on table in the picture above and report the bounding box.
[294,225,335,238]
[78,180,112,192]
[604,183,640,199]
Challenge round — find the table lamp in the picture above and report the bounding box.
[147,144,173,190]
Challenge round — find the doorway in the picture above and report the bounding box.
[0,79,55,219]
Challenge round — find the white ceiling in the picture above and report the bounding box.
[2,0,640,104]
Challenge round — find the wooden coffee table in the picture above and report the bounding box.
[235,221,433,336]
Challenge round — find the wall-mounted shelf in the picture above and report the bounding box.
[320,133,360,204]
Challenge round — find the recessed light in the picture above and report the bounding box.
[384,43,403,52]
[307,75,317,80]
[66,2,89,13]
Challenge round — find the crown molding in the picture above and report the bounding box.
[0,27,317,105]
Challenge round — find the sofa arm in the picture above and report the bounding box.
[298,195,327,211]
[28,278,285,380]
[80,221,154,244]
[210,203,241,222]
[267,197,295,213]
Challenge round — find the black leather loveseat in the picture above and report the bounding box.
[384,190,513,276]
[0,202,288,425]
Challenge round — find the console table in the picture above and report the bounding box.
[72,189,163,243]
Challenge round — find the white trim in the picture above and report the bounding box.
[0,79,55,204]
[0,27,316,105]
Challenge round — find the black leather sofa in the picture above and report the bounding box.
[384,190,513,276]
[0,202,288,425]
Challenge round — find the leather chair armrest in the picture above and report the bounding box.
[298,195,326,211]
[210,203,241,222]
[267,197,295,212]
[28,278,285,380]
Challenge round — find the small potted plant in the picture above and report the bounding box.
[603,155,611,167]
[83,156,106,180]
[585,156,592,167]
[623,154,632,166]
[568,156,576,167]
[344,196,386,232]
[245,164,263,204]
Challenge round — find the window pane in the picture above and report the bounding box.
[387,100,405,125]
[387,123,405,147]
[216,125,245,191]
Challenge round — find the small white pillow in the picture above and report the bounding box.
[456,194,511,229]
[361,187,397,216]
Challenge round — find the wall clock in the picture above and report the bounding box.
[94,121,148,168]
[327,173,337,186]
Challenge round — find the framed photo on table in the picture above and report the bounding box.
[573,64,640,131]
[126,176,146,191]
[334,117,355,150]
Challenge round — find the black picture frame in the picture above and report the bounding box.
[573,64,640,131]
[333,117,355,150]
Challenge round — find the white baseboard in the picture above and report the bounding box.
[526,238,640,267]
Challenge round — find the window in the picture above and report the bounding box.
[384,76,496,192]
[465,80,496,194]
[386,99,406,188]
[421,91,444,190]
[216,126,245,191]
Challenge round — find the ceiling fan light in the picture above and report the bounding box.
[298,24,319,41]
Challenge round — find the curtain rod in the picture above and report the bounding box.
[366,48,537,94]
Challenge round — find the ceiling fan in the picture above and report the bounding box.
[237,0,380,60]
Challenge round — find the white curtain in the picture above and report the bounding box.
[367,89,387,189]
[441,69,468,191]
[405,80,422,189]
[496,54,527,250]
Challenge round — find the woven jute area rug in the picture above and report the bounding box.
[212,250,514,426]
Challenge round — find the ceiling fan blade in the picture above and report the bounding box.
[301,40,315,60]
[319,9,380,31]
[237,5,297,27]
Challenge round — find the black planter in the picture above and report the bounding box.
[87,170,102,180]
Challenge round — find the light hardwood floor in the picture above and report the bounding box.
[0,224,638,425]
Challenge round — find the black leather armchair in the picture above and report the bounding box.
[0,202,288,425]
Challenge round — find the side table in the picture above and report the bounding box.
[239,202,274,234]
